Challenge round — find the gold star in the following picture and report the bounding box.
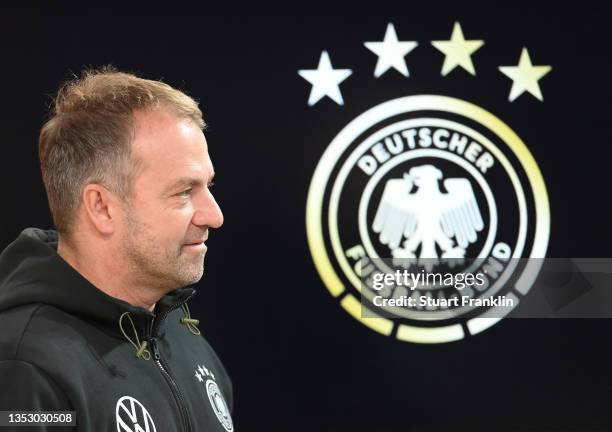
[431,22,484,76]
[499,48,552,102]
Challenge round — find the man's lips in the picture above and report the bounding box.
[184,238,207,247]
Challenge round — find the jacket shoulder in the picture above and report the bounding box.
[0,303,91,363]
[0,358,73,412]
[0,303,46,360]
[0,305,75,414]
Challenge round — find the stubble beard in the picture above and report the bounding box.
[120,205,205,292]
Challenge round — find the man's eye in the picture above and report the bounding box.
[177,188,192,198]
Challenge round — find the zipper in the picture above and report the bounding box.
[149,336,193,432]
[151,291,195,336]
[145,294,195,432]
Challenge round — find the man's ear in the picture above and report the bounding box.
[82,183,120,235]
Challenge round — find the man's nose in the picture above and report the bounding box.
[193,189,224,229]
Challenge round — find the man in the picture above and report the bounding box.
[0,67,233,431]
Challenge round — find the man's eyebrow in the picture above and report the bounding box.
[164,174,216,194]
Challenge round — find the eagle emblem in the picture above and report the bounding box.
[373,164,484,269]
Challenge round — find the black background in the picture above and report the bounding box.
[1,5,611,431]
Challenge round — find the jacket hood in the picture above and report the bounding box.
[0,228,196,339]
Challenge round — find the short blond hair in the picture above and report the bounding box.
[39,66,205,236]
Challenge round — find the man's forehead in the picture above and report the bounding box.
[130,110,213,186]
[132,109,206,144]
[133,108,193,131]
[132,110,208,159]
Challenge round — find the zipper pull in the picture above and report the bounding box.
[149,337,161,361]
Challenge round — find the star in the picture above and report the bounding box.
[431,22,484,76]
[499,48,552,102]
[298,51,352,106]
[364,23,418,78]
[195,371,203,382]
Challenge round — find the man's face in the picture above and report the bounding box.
[117,109,223,292]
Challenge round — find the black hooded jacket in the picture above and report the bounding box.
[0,228,234,431]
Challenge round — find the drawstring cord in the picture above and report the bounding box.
[119,312,151,360]
[180,304,201,335]
[118,303,201,359]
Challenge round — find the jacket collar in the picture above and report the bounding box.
[0,228,197,340]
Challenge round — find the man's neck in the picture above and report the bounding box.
[57,237,158,312]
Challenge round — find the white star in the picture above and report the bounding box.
[195,371,203,382]
[298,51,352,106]
[431,22,484,76]
[364,23,418,78]
[499,47,552,102]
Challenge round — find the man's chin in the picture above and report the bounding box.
[175,265,204,287]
